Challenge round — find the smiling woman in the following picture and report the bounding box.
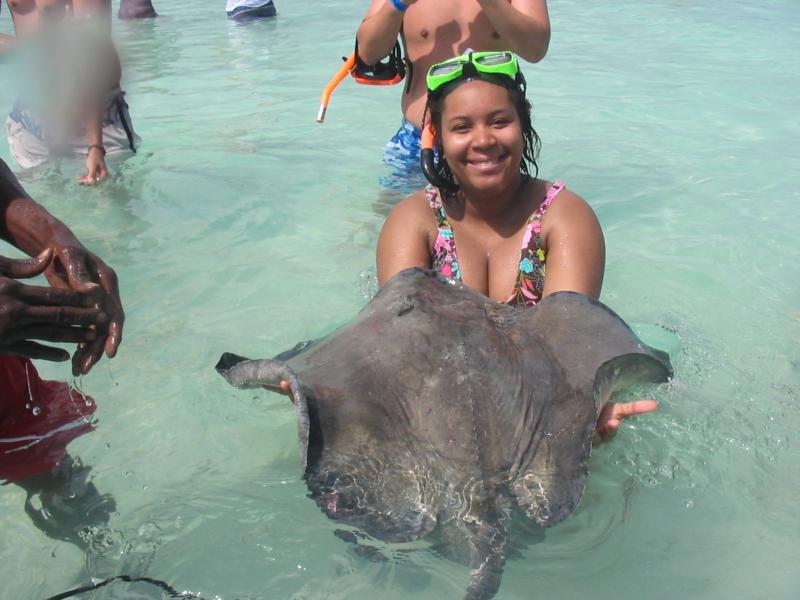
[376,51,605,305]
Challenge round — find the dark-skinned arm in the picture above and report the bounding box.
[0,160,124,374]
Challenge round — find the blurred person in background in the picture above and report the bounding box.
[1,0,140,184]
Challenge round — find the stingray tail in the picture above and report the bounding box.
[215,353,311,470]
[463,511,508,600]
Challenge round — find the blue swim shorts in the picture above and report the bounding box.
[380,118,428,193]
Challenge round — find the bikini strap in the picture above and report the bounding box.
[507,181,566,307]
[426,184,448,227]
[519,180,566,247]
[427,184,462,280]
[534,180,565,220]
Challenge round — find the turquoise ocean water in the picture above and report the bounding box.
[1,1,798,598]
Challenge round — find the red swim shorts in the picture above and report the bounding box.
[0,356,96,484]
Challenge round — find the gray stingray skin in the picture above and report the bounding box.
[216,268,672,599]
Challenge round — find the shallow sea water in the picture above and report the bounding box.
[0,1,798,598]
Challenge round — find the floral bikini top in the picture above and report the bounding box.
[427,181,566,307]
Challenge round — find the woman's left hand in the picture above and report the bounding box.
[594,400,658,442]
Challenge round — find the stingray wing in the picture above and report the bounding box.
[526,291,673,397]
[508,291,673,526]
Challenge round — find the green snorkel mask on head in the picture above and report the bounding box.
[427,50,525,97]
[421,51,528,191]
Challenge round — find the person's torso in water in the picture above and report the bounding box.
[10,2,121,140]
[401,0,509,128]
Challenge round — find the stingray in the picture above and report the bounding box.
[216,268,672,599]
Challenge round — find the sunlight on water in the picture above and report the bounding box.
[0,0,798,598]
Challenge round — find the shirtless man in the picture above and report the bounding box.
[1,0,139,183]
[0,0,84,49]
[356,0,550,187]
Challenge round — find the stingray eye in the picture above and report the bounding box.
[397,297,415,316]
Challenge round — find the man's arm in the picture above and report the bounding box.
[478,0,550,63]
[0,161,75,257]
[0,162,103,364]
[356,0,416,65]
[0,160,125,374]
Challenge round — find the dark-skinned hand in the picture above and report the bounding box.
[0,250,106,365]
[38,234,124,376]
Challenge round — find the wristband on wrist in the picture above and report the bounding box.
[389,0,408,13]
[88,144,106,157]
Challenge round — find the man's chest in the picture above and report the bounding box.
[403,0,508,59]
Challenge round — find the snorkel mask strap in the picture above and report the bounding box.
[420,120,459,192]
[352,39,406,85]
[516,70,527,94]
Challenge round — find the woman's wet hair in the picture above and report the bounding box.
[424,79,541,195]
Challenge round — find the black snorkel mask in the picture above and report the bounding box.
[317,39,408,123]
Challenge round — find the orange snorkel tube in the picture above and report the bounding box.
[317,40,407,123]
[317,53,357,123]
[420,119,458,191]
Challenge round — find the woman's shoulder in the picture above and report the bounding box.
[386,187,438,224]
[535,180,603,243]
[377,187,439,285]
[379,188,440,249]
[534,180,596,220]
